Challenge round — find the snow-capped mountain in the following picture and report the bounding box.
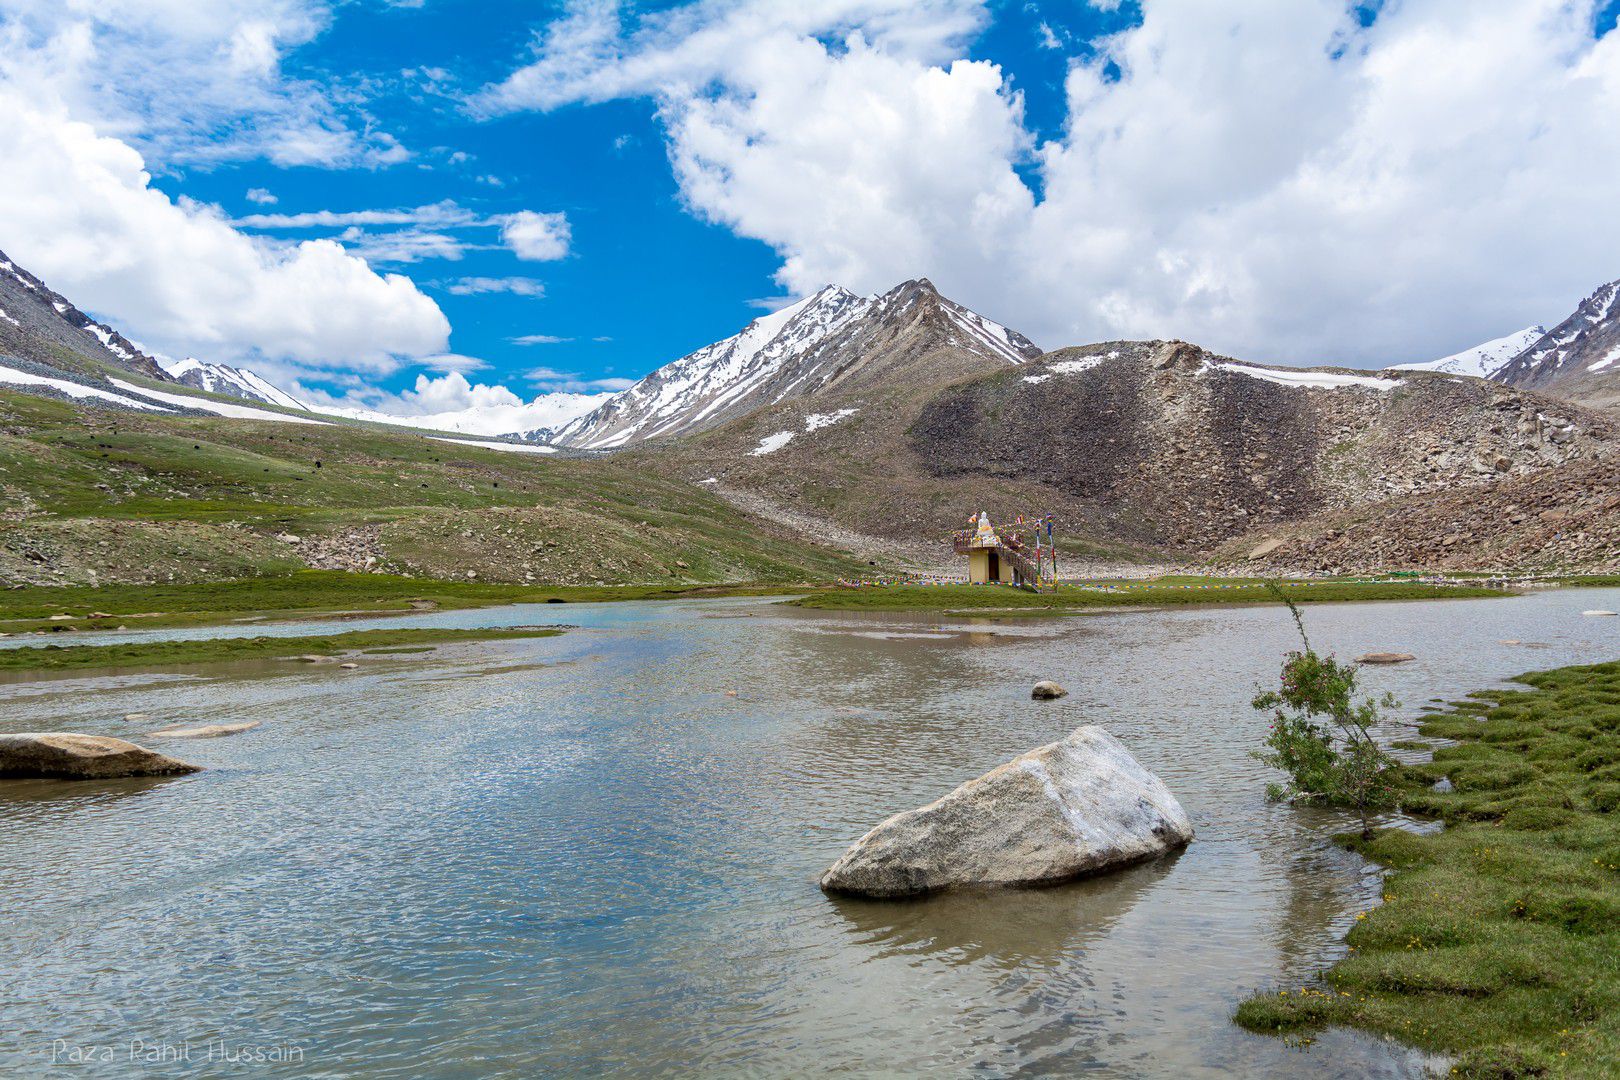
[1493,279,1620,408]
[166,356,612,437]
[1395,325,1546,379]
[529,279,1040,449]
[0,248,170,381]
[163,357,313,410]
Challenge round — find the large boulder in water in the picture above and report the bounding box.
[820,726,1192,898]
[0,734,201,780]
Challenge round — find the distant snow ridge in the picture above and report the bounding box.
[535,280,1038,450]
[1395,326,1546,379]
[162,357,311,410]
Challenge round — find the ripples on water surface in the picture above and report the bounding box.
[2,589,1617,1077]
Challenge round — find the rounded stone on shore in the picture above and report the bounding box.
[0,733,201,780]
[1031,681,1068,700]
[820,725,1192,899]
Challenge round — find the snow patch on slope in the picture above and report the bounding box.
[942,303,1034,366]
[429,437,558,455]
[107,378,329,424]
[1217,362,1400,391]
[0,363,172,411]
[804,408,858,432]
[750,431,795,455]
[83,323,136,362]
[1589,345,1620,373]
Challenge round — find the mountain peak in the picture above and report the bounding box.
[1493,275,1620,408]
[530,279,1040,449]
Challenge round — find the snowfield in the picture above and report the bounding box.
[750,431,795,455]
[108,378,330,423]
[1216,362,1400,391]
[804,408,858,432]
[0,363,173,411]
[429,437,558,455]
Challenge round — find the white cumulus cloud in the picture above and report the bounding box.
[0,97,449,370]
[501,210,572,261]
[483,0,1620,366]
[298,370,615,436]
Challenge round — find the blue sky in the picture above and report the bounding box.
[2,0,1618,424]
[150,0,1138,400]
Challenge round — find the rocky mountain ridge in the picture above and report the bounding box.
[162,357,312,410]
[0,249,169,381]
[652,338,1615,559]
[529,279,1040,449]
[1493,278,1620,409]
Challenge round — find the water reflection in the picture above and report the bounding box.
[0,589,1614,1077]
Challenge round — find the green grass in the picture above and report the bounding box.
[787,579,1512,612]
[0,389,868,587]
[0,626,562,673]
[0,570,799,632]
[1235,659,1620,1077]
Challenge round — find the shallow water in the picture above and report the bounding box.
[1,588,1616,1077]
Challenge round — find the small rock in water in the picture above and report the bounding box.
[339,662,360,669]
[293,654,336,664]
[147,721,261,739]
[820,726,1193,898]
[1581,610,1618,617]
[1357,652,1416,664]
[0,733,200,780]
[1031,681,1068,700]
[1499,640,1522,646]
[123,713,150,722]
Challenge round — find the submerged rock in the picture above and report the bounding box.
[1031,681,1068,700]
[146,721,261,739]
[0,733,201,780]
[1357,652,1416,664]
[820,726,1193,899]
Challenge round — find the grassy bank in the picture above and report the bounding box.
[1236,659,1620,1077]
[0,570,797,633]
[788,578,1512,612]
[0,626,562,673]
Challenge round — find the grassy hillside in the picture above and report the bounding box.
[0,389,867,587]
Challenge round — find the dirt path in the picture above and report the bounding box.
[712,484,1184,582]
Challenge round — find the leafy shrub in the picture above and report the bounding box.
[1252,594,1398,840]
